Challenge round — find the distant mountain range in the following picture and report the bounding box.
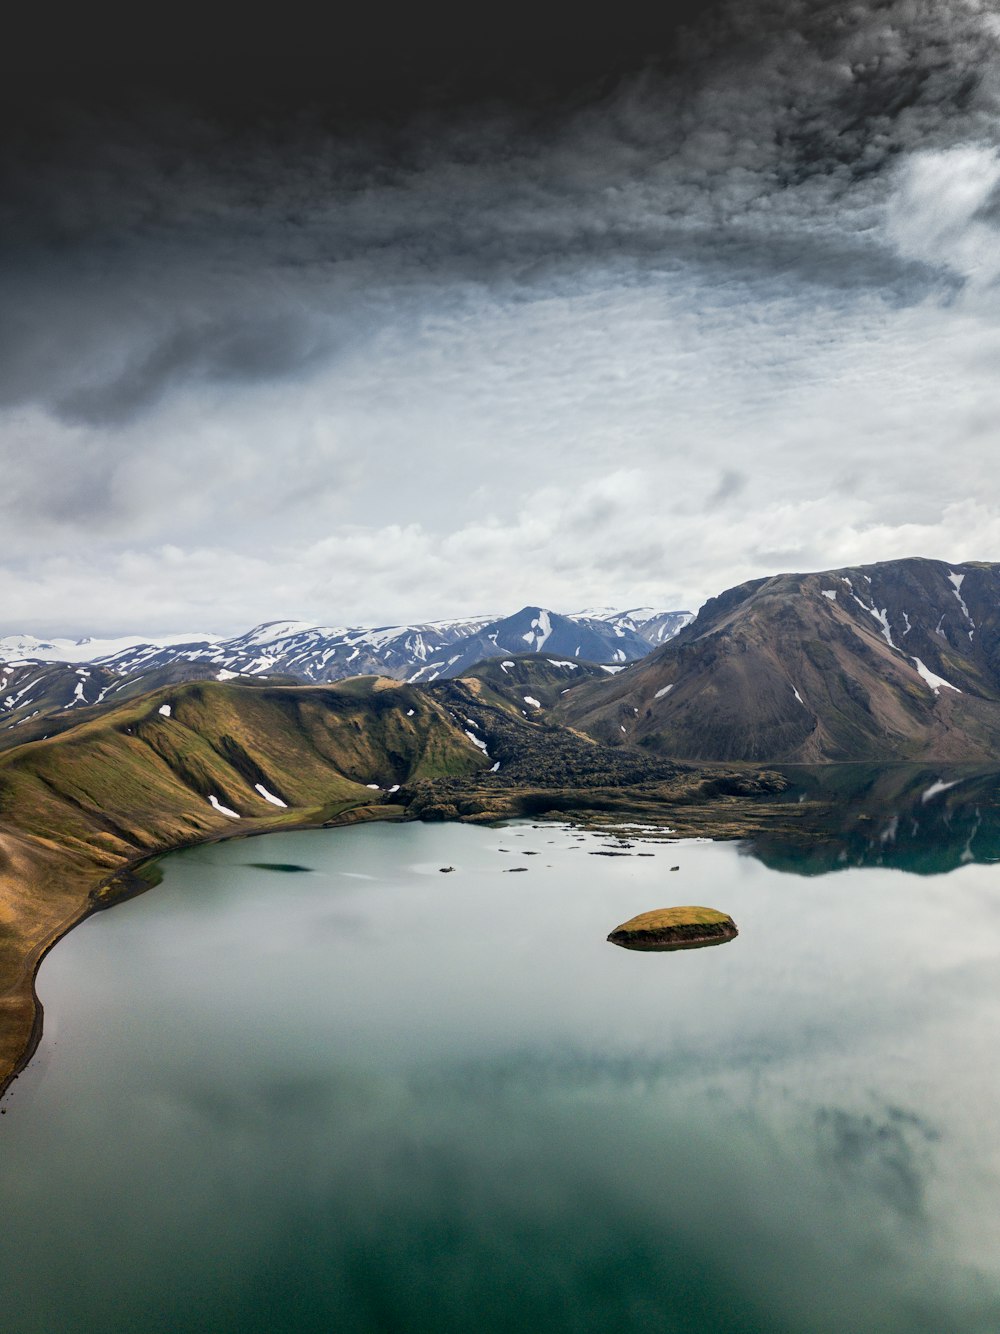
[20,557,1000,766]
[0,605,692,739]
[0,606,691,682]
[562,558,1000,763]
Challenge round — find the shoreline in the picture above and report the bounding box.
[0,802,406,1102]
[0,784,839,1101]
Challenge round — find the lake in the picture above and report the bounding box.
[2,815,1000,1332]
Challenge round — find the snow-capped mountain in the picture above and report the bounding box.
[569,608,694,646]
[406,607,661,682]
[0,658,235,745]
[88,616,496,683]
[0,607,691,739]
[0,660,122,734]
[0,631,218,664]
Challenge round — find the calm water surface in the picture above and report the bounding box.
[3,819,1000,1332]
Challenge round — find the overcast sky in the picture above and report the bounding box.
[3,0,999,636]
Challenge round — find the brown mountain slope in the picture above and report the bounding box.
[559,558,1000,763]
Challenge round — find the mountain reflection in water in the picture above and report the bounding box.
[749,765,1000,876]
[4,820,1000,1334]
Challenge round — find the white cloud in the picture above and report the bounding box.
[886,145,1000,287]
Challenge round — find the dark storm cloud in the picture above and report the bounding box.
[1,0,989,428]
[55,311,336,426]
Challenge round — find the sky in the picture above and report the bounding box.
[2,0,1000,636]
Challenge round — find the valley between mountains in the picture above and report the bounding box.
[5,555,1000,1095]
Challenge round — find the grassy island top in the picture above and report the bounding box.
[612,907,735,934]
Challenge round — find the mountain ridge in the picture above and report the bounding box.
[0,605,692,707]
[560,557,1000,763]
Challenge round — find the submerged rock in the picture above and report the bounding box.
[607,906,738,952]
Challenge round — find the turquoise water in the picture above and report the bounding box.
[3,819,1000,1332]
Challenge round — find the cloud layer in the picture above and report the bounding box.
[3,0,1000,633]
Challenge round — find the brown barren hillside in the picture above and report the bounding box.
[559,558,1000,763]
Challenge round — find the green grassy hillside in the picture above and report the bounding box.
[0,675,489,1094]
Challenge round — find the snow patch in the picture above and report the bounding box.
[600,665,626,675]
[158,704,172,717]
[948,570,975,639]
[911,658,962,694]
[869,606,896,649]
[68,680,88,706]
[208,795,240,819]
[216,669,238,681]
[791,685,805,705]
[464,729,490,755]
[254,783,287,807]
[821,590,837,602]
[654,684,674,700]
[523,695,541,709]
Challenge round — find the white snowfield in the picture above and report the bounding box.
[654,684,674,700]
[523,695,541,709]
[158,703,172,717]
[0,632,218,664]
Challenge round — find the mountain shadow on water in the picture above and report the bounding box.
[746,764,1000,876]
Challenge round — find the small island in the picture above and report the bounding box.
[607,906,738,951]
